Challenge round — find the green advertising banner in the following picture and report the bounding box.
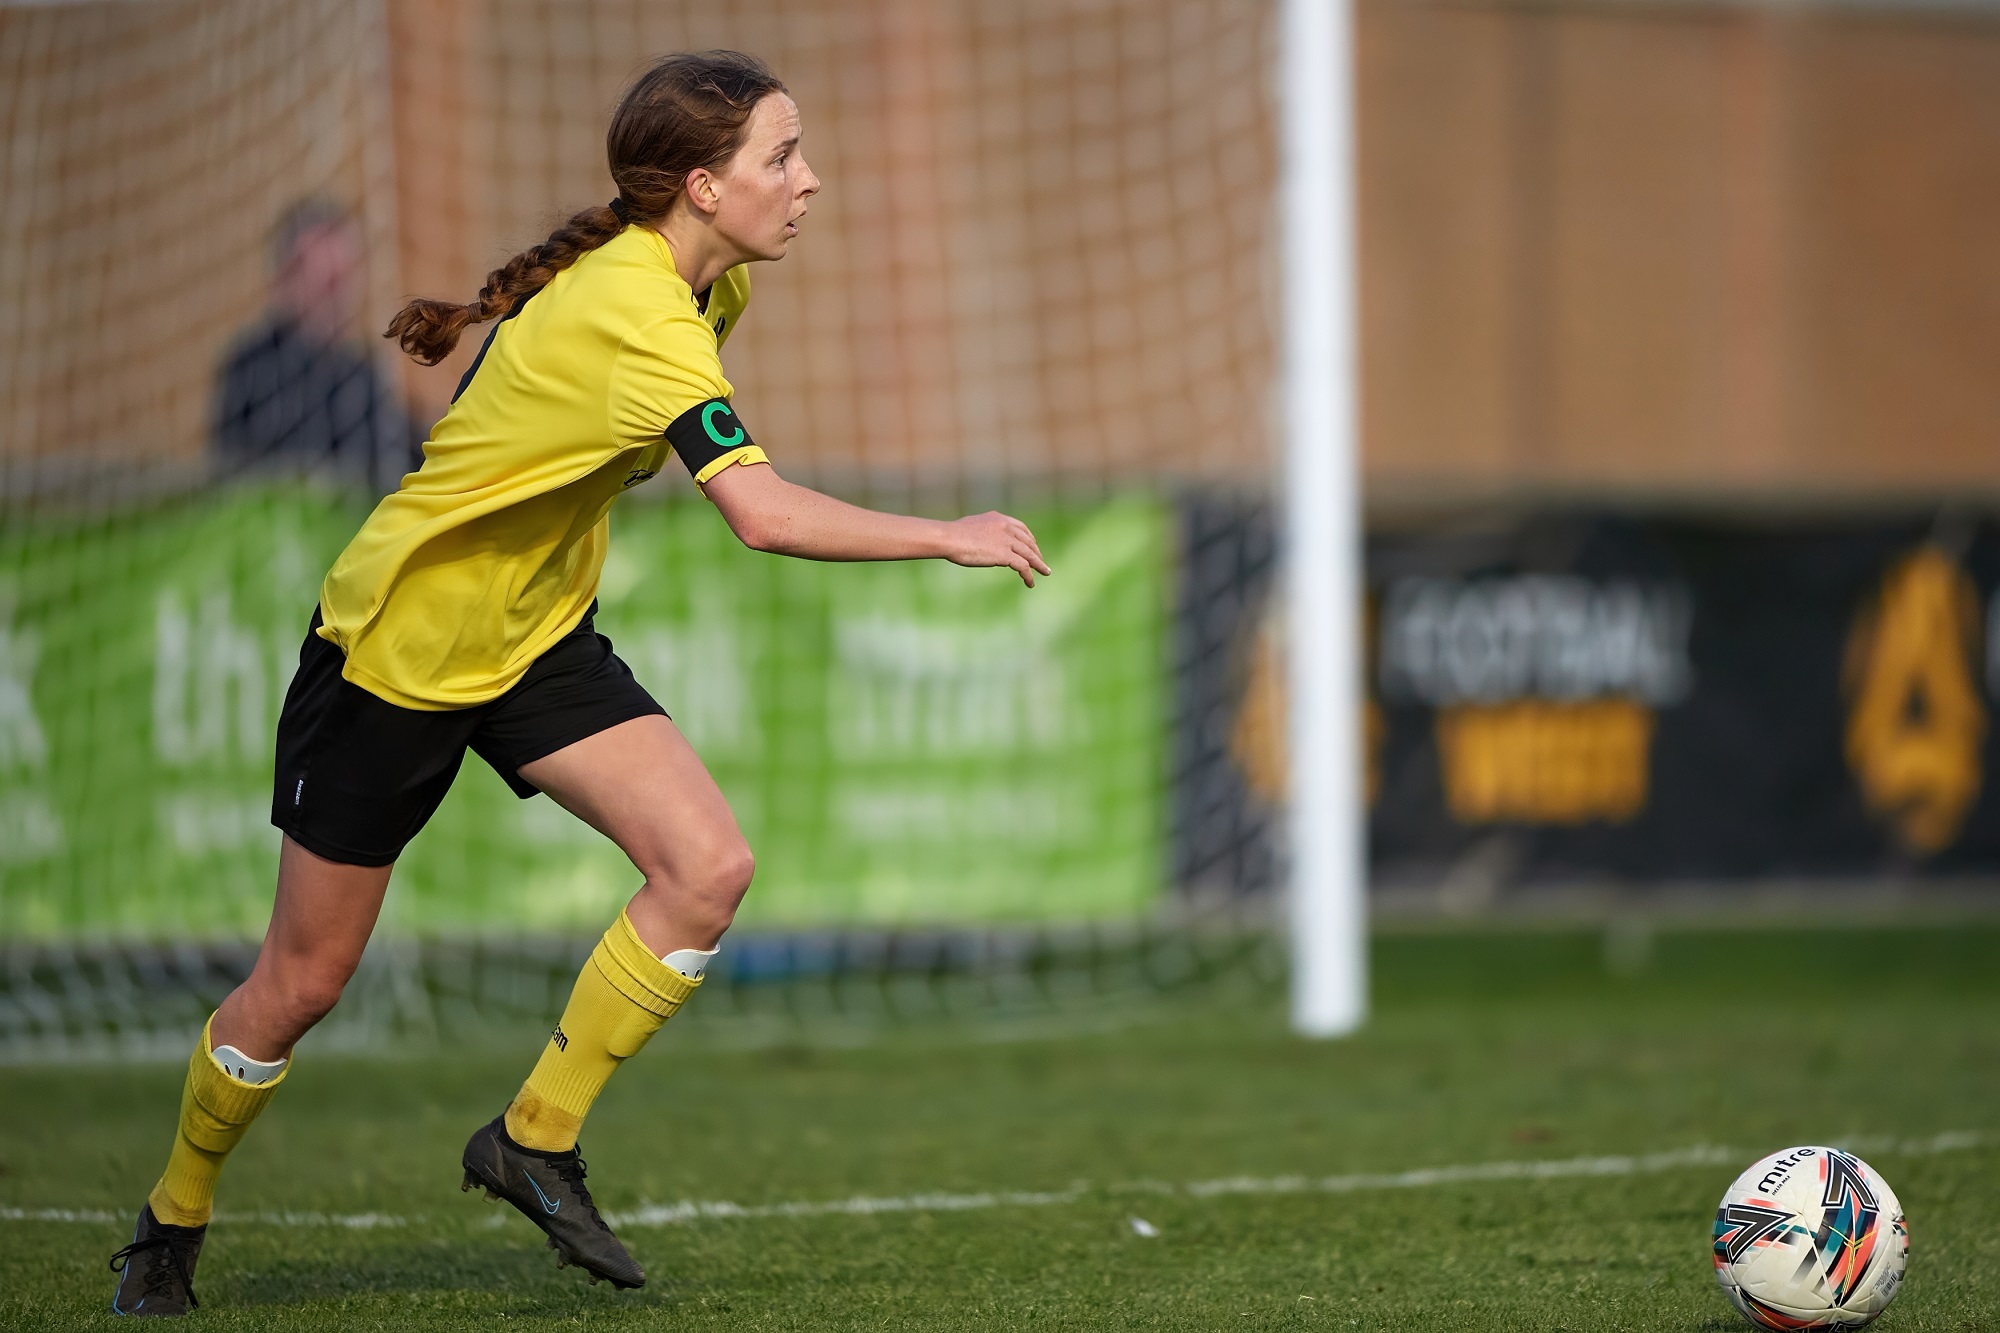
[0,487,1167,938]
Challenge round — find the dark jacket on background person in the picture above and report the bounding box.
[212,317,424,494]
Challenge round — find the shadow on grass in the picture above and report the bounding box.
[219,1237,694,1315]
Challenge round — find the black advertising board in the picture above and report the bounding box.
[1176,503,2000,890]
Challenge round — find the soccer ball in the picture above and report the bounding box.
[1712,1146,1908,1330]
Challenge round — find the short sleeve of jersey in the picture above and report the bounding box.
[608,311,734,450]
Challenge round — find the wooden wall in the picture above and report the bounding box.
[1362,2,2000,500]
[5,0,1999,499]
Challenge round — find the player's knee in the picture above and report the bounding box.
[688,839,754,924]
[273,963,351,1030]
[651,838,753,931]
[714,840,755,906]
[630,828,754,941]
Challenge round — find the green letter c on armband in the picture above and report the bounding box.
[702,401,746,448]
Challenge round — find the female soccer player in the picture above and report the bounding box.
[110,50,1049,1316]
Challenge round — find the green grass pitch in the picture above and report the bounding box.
[2,924,1996,1330]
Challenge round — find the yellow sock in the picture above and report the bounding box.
[147,1016,288,1228]
[504,910,701,1152]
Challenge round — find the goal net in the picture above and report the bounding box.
[0,0,1287,1060]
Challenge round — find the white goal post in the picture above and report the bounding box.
[1280,0,1367,1036]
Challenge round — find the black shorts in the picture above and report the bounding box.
[271,604,665,867]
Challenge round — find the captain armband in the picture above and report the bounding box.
[665,398,769,489]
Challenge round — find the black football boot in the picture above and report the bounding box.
[460,1114,645,1289]
[108,1204,205,1317]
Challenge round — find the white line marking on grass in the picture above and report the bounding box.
[233,1211,408,1229]
[1179,1143,1744,1199]
[3,1130,1982,1232]
[0,1207,123,1224]
[0,1206,409,1228]
[607,1130,1987,1229]
[612,1187,1086,1228]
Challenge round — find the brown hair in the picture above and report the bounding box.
[385,50,787,365]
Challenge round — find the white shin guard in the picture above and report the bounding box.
[210,1043,288,1086]
[660,947,718,981]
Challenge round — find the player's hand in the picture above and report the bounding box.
[944,511,1052,587]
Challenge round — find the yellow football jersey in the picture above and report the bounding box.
[316,225,764,710]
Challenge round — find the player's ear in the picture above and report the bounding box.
[684,167,722,218]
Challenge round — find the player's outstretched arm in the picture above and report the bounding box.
[704,461,1052,587]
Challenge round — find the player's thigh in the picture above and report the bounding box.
[259,834,394,983]
[515,714,749,887]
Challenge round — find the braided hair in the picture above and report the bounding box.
[385,50,785,365]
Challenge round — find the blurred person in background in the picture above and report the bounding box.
[211,198,422,493]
